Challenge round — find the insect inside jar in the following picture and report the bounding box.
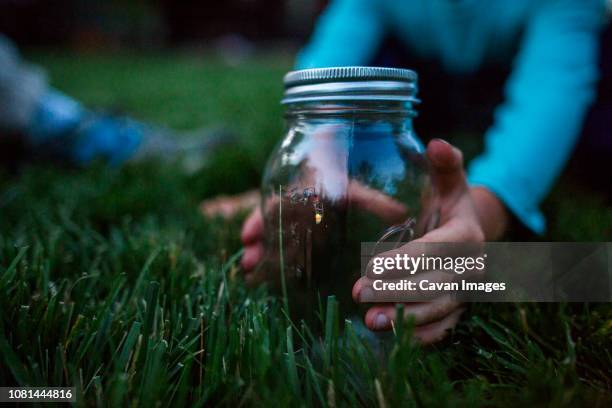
[287,187,324,224]
[314,201,324,224]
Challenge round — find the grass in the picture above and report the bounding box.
[0,51,611,406]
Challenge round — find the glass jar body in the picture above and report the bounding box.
[260,101,429,319]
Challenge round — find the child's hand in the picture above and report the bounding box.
[352,139,507,344]
[201,190,260,219]
[240,204,266,275]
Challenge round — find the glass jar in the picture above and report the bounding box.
[259,67,431,321]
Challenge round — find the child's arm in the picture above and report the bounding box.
[468,0,604,234]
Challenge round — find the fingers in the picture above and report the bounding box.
[413,307,464,345]
[362,301,465,345]
[426,139,466,197]
[347,181,408,224]
[241,207,264,245]
[241,207,265,273]
[363,233,483,281]
[354,271,460,302]
[239,181,407,248]
[241,242,264,272]
[363,296,462,330]
[201,189,260,219]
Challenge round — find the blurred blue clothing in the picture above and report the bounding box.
[27,91,83,140]
[297,0,605,234]
[27,91,142,166]
[0,34,231,170]
[0,34,142,165]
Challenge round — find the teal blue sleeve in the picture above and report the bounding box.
[467,0,604,234]
[296,0,386,68]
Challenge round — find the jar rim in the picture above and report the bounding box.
[282,66,419,105]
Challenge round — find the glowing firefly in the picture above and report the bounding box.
[315,212,323,224]
[314,200,324,225]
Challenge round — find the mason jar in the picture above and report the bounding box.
[259,67,431,322]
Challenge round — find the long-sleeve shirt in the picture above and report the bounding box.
[297,0,605,234]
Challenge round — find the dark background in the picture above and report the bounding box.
[0,0,328,49]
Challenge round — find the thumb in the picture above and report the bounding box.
[426,139,467,197]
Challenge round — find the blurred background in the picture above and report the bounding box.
[0,0,325,52]
[0,0,334,196]
[0,0,610,241]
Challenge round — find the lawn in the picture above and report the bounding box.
[0,51,611,406]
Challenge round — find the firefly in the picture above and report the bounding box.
[314,200,324,224]
[315,212,323,224]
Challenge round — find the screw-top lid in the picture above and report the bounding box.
[282,66,418,104]
[284,66,417,86]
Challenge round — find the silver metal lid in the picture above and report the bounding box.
[282,66,418,104]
